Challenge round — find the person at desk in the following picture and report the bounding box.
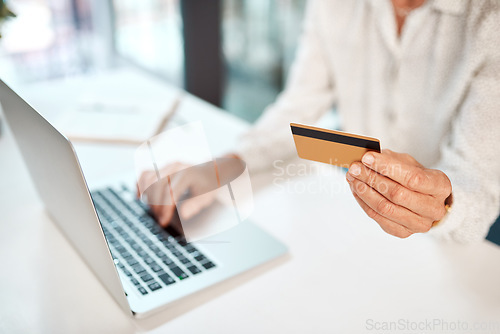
[138,0,500,243]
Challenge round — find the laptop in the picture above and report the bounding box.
[0,79,287,318]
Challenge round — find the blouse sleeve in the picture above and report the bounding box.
[430,10,500,243]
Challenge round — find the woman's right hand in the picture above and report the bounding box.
[136,155,245,228]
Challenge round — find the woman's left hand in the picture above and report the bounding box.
[346,149,452,238]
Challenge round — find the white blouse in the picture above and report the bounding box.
[235,0,500,242]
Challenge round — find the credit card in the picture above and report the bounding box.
[290,123,381,168]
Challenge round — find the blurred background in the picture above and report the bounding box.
[0,0,306,123]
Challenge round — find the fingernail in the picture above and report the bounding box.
[349,164,361,176]
[362,154,374,166]
[346,173,354,182]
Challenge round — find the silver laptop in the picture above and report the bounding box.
[0,79,287,318]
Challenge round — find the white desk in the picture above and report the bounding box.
[2,69,500,334]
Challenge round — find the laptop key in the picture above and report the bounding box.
[170,266,188,280]
[183,245,198,253]
[126,257,138,266]
[138,287,148,295]
[144,240,155,248]
[124,220,134,228]
[166,261,179,270]
[187,266,201,275]
[131,244,142,251]
[194,254,206,262]
[121,251,132,259]
[123,236,134,244]
[150,264,163,273]
[131,278,141,286]
[202,262,216,270]
[148,282,162,291]
[122,268,133,277]
[165,245,177,253]
[131,240,142,252]
[140,273,154,282]
[163,260,175,268]
[155,250,166,258]
[132,264,146,274]
[156,233,168,243]
[140,217,154,226]
[152,228,163,236]
[158,273,175,286]
[137,250,149,258]
[171,250,183,257]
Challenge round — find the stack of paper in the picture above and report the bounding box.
[55,94,182,145]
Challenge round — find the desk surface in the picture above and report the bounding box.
[1,69,500,334]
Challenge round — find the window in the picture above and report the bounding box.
[222,0,306,122]
[114,0,184,86]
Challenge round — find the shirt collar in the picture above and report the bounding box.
[431,0,467,15]
[366,0,467,16]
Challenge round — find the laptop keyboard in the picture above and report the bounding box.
[91,186,216,296]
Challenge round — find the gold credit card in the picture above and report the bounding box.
[290,123,381,168]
